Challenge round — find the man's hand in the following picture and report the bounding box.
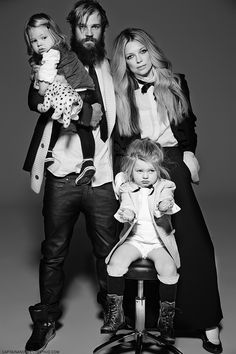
[29,61,40,80]
[90,103,103,128]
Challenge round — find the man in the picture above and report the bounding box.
[24,1,119,353]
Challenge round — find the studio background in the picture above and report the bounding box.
[0,1,235,353]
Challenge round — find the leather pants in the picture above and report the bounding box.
[38,172,119,315]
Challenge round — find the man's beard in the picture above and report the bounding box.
[70,34,106,66]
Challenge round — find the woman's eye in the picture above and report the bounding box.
[126,55,133,60]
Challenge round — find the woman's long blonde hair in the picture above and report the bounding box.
[111,28,189,136]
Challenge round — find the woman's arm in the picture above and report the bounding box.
[172,73,198,154]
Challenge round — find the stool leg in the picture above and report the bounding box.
[93,331,136,353]
[135,333,143,354]
[145,332,184,354]
[135,280,145,331]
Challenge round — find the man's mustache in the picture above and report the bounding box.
[82,37,97,43]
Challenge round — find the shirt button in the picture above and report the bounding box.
[41,143,44,148]
[35,175,39,180]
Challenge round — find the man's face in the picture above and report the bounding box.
[75,11,102,49]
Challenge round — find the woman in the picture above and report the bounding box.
[111,28,223,354]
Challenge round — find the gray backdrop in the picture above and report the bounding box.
[0,1,235,352]
[0,0,235,208]
[0,0,236,209]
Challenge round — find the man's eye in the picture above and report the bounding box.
[140,49,147,54]
[79,24,86,29]
[93,25,101,29]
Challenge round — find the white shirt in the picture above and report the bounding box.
[135,85,178,147]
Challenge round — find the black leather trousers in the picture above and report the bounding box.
[38,172,119,316]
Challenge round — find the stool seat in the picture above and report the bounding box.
[125,259,157,281]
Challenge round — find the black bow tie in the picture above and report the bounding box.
[137,79,155,94]
[133,185,154,194]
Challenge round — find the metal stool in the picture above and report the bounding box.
[93,259,183,354]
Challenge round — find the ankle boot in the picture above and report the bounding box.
[25,304,56,354]
[157,301,176,344]
[100,294,125,334]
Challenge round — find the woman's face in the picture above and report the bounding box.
[125,40,152,78]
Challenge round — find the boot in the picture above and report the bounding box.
[100,294,125,334]
[25,304,56,354]
[157,301,176,344]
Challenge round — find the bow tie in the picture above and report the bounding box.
[137,79,155,94]
[133,185,154,195]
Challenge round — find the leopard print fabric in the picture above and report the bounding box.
[38,81,83,128]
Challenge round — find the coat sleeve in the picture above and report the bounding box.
[171,73,198,153]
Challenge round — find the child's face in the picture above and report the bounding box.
[132,159,158,188]
[28,25,55,55]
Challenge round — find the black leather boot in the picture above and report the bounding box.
[157,301,176,344]
[25,304,56,354]
[100,294,125,334]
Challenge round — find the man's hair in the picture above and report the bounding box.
[67,0,109,35]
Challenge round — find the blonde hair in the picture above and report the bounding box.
[111,28,189,136]
[121,138,170,182]
[24,13,68,57]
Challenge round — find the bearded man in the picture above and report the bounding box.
[24,1,119,353]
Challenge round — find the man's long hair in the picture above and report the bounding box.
[67,0,108,65]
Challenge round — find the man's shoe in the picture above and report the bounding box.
[25,321,55,354]
[201,331,223,354]
[75,159,96,186]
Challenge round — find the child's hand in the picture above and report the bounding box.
[118,208,135,222]
[158,199,174,212]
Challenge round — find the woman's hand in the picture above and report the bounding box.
[183,151,200,184]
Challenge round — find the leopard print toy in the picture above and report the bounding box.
[38,81,83,128]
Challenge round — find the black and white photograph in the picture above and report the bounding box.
[0,1,235,353]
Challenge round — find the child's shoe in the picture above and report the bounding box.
[75,159,96,186]
[100,294,126,334]
[157,301,176,344]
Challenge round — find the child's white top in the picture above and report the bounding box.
[38,48,60,83]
